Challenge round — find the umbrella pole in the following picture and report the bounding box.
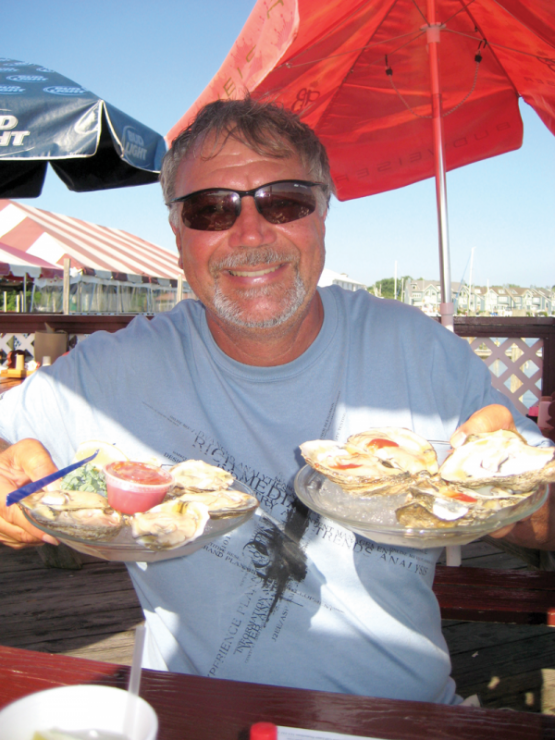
[426,0,454,331]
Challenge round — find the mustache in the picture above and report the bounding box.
[209,247,296,274]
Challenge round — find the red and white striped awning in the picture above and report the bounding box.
[0,199,181,281]
[0,240,62,279]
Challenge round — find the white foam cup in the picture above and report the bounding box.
[0,683,158,740]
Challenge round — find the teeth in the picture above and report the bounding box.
[229,265,280,277]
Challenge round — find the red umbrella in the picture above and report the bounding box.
[167,0,555,327]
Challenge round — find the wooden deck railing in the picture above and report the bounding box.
[1,313,554,406]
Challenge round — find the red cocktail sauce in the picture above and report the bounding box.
[104,461,173,514]
[107,461,172,485]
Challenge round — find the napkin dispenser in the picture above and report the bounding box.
[34,328,68,366]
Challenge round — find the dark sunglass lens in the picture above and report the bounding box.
[181,191,239,231]
[257,183,317,224]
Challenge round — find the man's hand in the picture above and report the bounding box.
[449,404,555,550]
[0,439,59,548]
[450,403,517,449]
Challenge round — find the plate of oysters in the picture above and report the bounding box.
[19,446,259,562]
[295,428,554,548]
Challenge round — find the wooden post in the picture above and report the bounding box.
[177,274,183,304]
[63,258,70,315]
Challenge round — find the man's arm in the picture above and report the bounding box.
[0,438,59,548]
[449,404,555,551]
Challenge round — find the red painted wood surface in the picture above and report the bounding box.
[1,646,554,740]
[433,566,555,626]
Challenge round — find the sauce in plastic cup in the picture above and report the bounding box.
[105,461,173,514]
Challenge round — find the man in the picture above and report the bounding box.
[0,98,553,704]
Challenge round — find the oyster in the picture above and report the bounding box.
[19,490,123,540]
[170,460,234,493]
[396,474,533,530]
[174,489,258,519]
[348,428,439,476]
[131,499,210,550]
[396,502,464,529]
[439,430,555,492]
[299,440,411,495]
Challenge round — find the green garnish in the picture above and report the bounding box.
[62,462,107,495]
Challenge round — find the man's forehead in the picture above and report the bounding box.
[175,134,309,191]
[183,130,299,166]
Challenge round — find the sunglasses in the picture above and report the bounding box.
[171,179,324,231]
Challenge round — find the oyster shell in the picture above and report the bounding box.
[348,427,439,476]
[131,499,210,550]
[439,430,555,492]
[299,440,411,495]
[170,460,234,493]
[396,491,529,529]
[19,490,123,540]
[174,489,258,519]
[396,502,464,529]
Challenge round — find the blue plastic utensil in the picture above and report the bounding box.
[6,451,99,506]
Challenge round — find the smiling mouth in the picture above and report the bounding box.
[228,265,282,277]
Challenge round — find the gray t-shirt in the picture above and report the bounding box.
[0,287,545,702]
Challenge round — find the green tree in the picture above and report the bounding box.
[370,276,412,300]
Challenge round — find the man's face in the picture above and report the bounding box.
[171,136,326,332]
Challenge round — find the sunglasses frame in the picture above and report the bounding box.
[170,179,324,231]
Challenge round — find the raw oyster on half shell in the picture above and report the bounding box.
[299,440,412,495]
[170,460,234,493]
[439,430,555,492]
[174,489,258,519]
[348,428,439,476]
[395,482,530,529]
[19,489,123,540]
[131,499,210,550]
[300,428,439,496]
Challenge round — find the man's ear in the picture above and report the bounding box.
[170,222,183,269]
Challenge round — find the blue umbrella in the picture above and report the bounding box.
[0,58,166,197]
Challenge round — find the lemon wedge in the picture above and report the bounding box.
[72,440,128,468]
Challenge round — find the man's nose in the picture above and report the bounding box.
[227,196,275,247]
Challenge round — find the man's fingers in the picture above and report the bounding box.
[0,439,60,548]
[0,499,58,545]
[450,404,516,448]
[488,523,515,539]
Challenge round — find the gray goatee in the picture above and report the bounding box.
[210,247,307,329]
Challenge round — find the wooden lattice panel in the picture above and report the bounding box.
[0,332,86,363]
[465,336,543,415]
[0,333,35,362]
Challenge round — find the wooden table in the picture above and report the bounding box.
[0,376,23,394]
[1,646,554,740]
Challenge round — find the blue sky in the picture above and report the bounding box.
[3,0,554,289]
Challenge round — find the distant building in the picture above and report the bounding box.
[318,268,367,292]
[404,280,554,316]
[404,279,444,316]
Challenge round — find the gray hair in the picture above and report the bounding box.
[160,97,335,228]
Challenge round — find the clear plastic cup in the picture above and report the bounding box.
[0,683,158,740]
[104,461,173,515]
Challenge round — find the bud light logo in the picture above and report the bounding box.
[123,126,147,162]
[44,86,86,96]
[0,68,19,73]
[0,85,25,95]
[0,113,30,147]
[7,75,48,82]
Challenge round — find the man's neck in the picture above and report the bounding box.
[205,292,324,367]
